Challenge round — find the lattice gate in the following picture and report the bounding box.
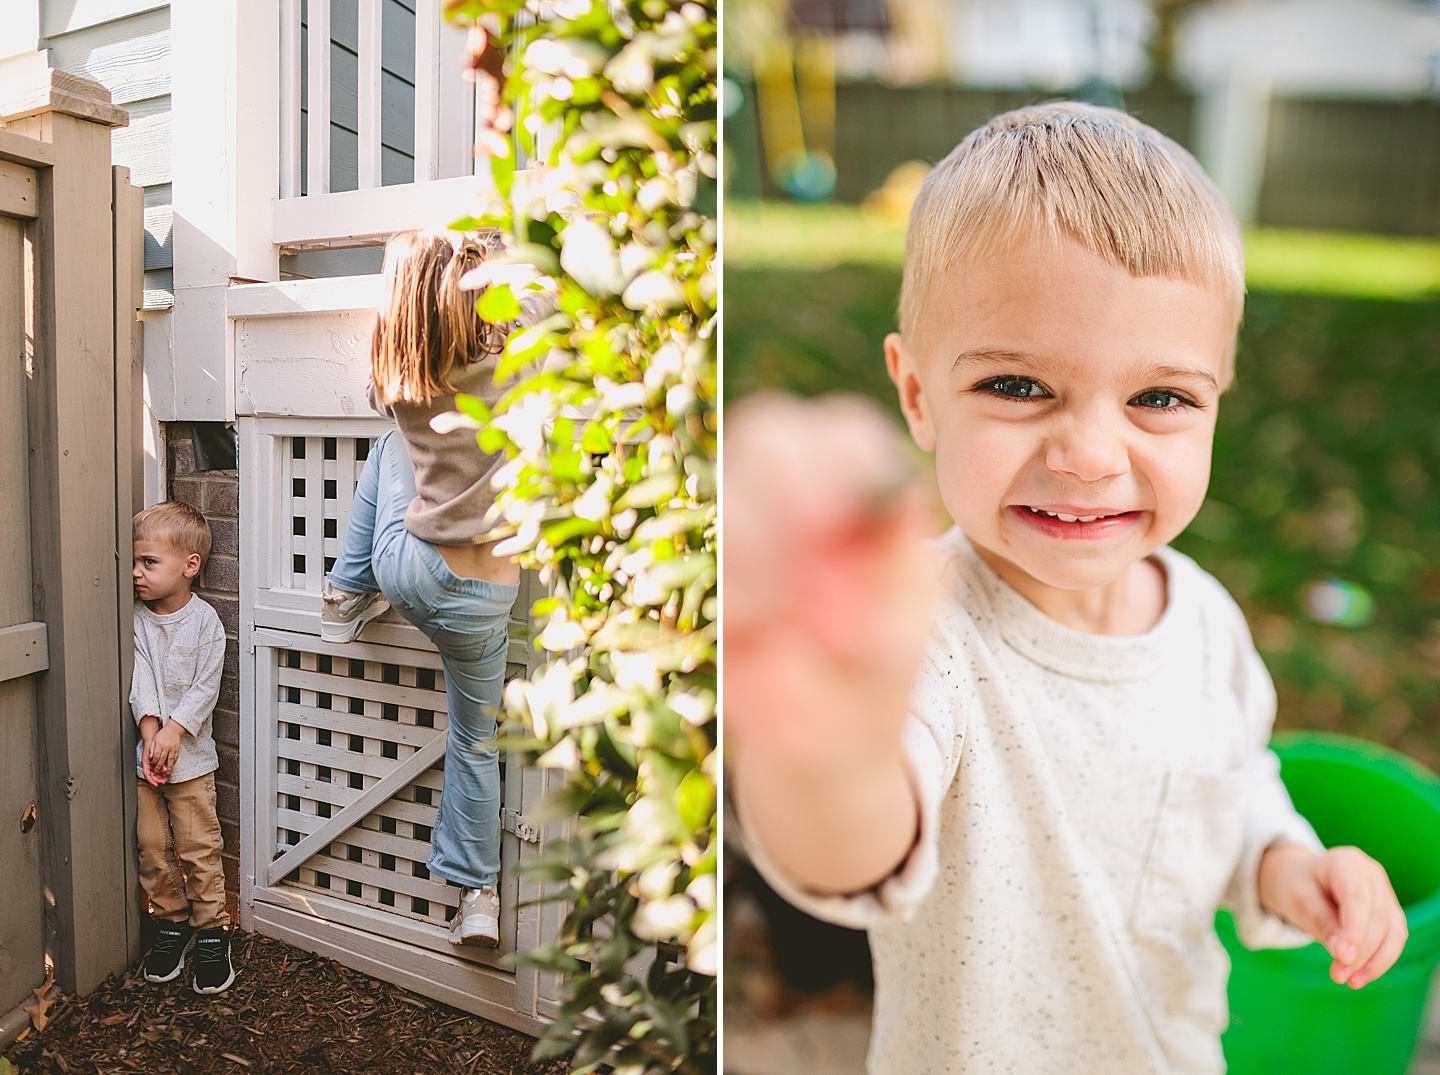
[238,415,563,1033]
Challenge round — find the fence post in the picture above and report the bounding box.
[0,66,136,996]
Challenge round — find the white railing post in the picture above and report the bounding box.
[306,0,331,196]
[279,0,302,199]
[414,0,441,183]
[358,0,382,189]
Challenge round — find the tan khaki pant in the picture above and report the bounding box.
[136,773,229,929]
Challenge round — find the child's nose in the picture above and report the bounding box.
[1044,409,1131,483]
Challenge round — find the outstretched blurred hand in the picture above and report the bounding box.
[724,394,941,892]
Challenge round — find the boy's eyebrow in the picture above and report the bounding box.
[951,349,1219,390]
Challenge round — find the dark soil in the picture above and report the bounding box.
[2,930,569,1075]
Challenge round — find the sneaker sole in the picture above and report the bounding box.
[193,966,237,995]
[319,597,391,643]
[450,917,500,947]
[144,936,194,984]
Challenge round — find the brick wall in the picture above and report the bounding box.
[166,425,242,902]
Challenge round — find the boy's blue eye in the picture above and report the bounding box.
[980,376,1049,400]
[1131,389,1193,410]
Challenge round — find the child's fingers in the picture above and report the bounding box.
[1324,848,1377,971]
[1345,905,1408,989]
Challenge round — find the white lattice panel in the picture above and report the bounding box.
[272,647,468,928]
[279,434,374,590]
[240,415,562,1030]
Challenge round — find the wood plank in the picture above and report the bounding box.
[279,663,447,710]
[46,6,170,107]
[271,171,495,246]
[0,208,45,1019]
[307,0,332,195]
[41,0,167,38]
[277,772,442,817]
[252,890,528,986]
[228,274,384,316]
[266,731,446,885]
[234,308,379,418]
[0,160,38,219]
[276,735,433,781]
[279,702,445,748]
[280,0,303,199]
[109,97,169,187]
[357,0,382,188]
[276,806,434,862]
[111,165,144,965]
[412,0,439,182]
[290,850,454,905]
[0,128,54,167]
[9,99,131,996]
[0,218,31,632]
[0,622,49,684]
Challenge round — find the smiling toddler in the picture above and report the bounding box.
[726,103,1407,1074]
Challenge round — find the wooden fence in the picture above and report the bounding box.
[728,80,1440,237]
[0,67,143,1042]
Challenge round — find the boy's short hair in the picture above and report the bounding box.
[900,102,1244,345]
[133,501,212,566]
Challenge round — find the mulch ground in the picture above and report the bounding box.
[2,930,570,1075]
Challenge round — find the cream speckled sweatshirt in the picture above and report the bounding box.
[741,529,1321,1075]
[129,595,224,784]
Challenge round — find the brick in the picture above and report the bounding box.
[209,517,238,557]
[172,477,203,510]
[220,819,240,856]
[217,672,239,713]
[208,596,239,634]
[203,477,239,517]
[222,853,239,897]
[169,429,196,477]
[203,554,239,592]
[223,645,239,678]
[216,743,239,786]
[215,780,240,826]
[211,705,239,747]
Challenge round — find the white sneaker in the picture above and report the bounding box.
[319,581,389,643]
[448,886,500,947]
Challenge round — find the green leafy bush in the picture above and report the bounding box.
[442,0,716,1071]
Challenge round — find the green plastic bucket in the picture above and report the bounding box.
[1218,732,1440,1075]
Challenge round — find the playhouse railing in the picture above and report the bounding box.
[273,0,490,250]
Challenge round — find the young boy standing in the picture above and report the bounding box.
[726,104,1407,1073]
[131,501,235,994]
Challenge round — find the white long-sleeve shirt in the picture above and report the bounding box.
[740,530,1321,1075]
[129,595,225,784]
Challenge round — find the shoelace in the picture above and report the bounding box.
[152,928,189,955]
[193,937,227,965]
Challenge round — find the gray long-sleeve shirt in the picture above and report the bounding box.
[129,595,224,784]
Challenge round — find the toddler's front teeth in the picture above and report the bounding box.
[1029,507,1101,523]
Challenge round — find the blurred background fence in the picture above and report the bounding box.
[727,82,1440,236]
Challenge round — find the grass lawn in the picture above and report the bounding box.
[724,202,1440,766]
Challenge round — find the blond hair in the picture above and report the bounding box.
[370,229,506,406]
[899,102,1244,343]
[134,501,212,566]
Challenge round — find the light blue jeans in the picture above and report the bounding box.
[327,429,518,891]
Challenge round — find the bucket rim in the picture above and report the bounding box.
[1270,730,1440,941]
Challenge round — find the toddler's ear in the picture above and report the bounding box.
[184,552,202,579]
[884,333,937,453]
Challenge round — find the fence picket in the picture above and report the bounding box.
[358,0,383,189]
[413,0,440,183]
[280,0,302,198]
[307,0,332,196]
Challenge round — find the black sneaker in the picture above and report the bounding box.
[191,926,236,995]
[143,919,194,983]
